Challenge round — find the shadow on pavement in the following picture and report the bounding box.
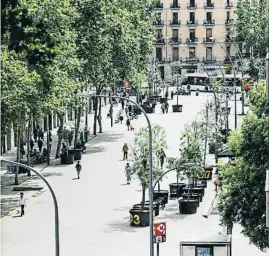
[157,212,187,222]
[103,217,138,233]
[84,146,107,155]
[94,132,124,144]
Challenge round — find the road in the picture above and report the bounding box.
[1,92,265,256]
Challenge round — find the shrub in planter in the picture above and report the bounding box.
[129,125,167,227]
[182,193,201,206]
[178,198,199,214]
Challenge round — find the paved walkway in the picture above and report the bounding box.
[1,93,264,256]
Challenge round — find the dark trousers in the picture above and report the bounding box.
[160,158,164,168]
[20,205,25,216]
[123,152,128,160]
[38,146,42,152]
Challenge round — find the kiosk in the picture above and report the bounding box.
[180,235,231,256]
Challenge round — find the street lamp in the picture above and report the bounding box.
[211,37,238,129]
[2,159,60,256]
[77,93,155,256]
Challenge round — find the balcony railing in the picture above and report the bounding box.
[203,57,215,63]
[153,20,164,26]
[203,19,215,25]
[226,2,233,8]
[186,20,198,26]
[225,19,234,25]
[170,3,180,9]
[184,57,198,63]
[186,37,198,44]
[203,38,215,43]
[204,3,214,8]
[155,3,163,9]
[187,4,197,9]
[156,38,165,44]
[170,20,181,26]
[224,56,236,63]
[171,37,181,44]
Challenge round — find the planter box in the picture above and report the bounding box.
[172,105,183,113]
[133,202,159,217]
[182,193,201,206]
[178,199,199,214]
[129,209,150,227]
[68,149,83,161]
[133,107,142,115]
[183,187,204,197]
[220,129,231,136]
[169,183,186,199]
[153,190,169,204]
[60,154,74,165]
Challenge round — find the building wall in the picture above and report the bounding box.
[154,0,239,79]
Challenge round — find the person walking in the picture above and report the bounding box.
[126,119,131,131]
[158,148,166,168]
[37,138,43,153]
[19,192,26,216]
[33,127,38,142]
[121,99,125,110]
[165,102,169,113]
[38,129,44,140]
[122,143,129,160]
[125,162,132,184]
[30,139,35,151]
[212,169,221,192]
[161,103,165,114]
[171,91,174,100]
[75,161,82,179]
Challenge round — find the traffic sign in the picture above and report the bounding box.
[153,222,166,243]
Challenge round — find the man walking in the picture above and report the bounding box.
[75,161,82,179]
[19,192,26,216]
[125,162,132,185]
[122,143,129,160]
[158,148,166,168]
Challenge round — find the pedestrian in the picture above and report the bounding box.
[128,104,132,113]
[37,138,43,153]
[165,102,169,113]
[125,162,132,184]
[122,143,129,160]
[171,91,174,100]
[212,169,221,192]
[130,125,134,131]
[33,127,38,142]
[30,139,34,151]
[75,161,82,179]
[158,148,166,168]
[61,143,67,154]
[125,106,129,116]
[165,90,168,98]
[19,192,26,216]
[119,115,124,124]
[38,129,44,140]
[49,131,52,150]
[126,119,131,131]
[20,141,25,158]
[161,103,165,114]
[121,99,125,110]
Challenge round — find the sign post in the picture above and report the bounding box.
[153,222,166,256]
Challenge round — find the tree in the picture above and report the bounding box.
[218,87,269,250]
[129,125,167,208]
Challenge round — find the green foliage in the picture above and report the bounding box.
[219,85,269,250]
[129,125,167,189]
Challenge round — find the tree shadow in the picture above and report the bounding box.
[1,196,19,217]
[83,146,107,154]
[94,132,124,144]
[156,212,186,222]
[103,217,138,233]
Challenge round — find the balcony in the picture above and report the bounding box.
[204,3,214,8]
[183,57,198,63]
[170,3,180,9]
[203,57,215,63]
[153,20,164,26]
[225,19,234,26]
[203,19,215,26]
[170,20,181,26]
[186,20,198,26]
[226,2,233,8]
[155,3,163,9]
[186,37,198,44]
[156,38,165,44]
[170,37,181,44]
[203,37,215,43]
[187,4,197,9]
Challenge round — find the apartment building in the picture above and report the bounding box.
[153,0,239,81]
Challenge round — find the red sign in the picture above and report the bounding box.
[153,222,166,243]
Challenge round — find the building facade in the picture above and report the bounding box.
[154,0,240,81]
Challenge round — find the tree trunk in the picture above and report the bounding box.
[27,121,31,176]
[55,115,64,158]
[93,98,98,136]
[98,97,102,133]
[141,187,146,209]
[15,130,20,185]
[74,106,81,149]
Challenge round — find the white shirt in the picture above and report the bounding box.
[19,197,26,206]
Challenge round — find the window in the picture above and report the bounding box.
[189,47,196,59]
[206,12,212,22]
[172,29,178,41]
[156,29,162,39]
[156,48,162,62]
[173,47,179,61]
[173,0,178,6]
[206,47,213,61]
[190,12,195,22]
[173,12,178,22]
[207,0,212,4]
[206,28,212,39]
[190,0,195,6]
[227,11,230,20]
[189,29,195,39]
[227,0,230,5]
[156,13,162,22]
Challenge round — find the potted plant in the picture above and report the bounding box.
[129,125,167,227]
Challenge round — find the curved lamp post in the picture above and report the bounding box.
[2,159,60,256]
[212,37,238,129]
[77,93,154,256]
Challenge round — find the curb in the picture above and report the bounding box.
[0,134,98,221]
